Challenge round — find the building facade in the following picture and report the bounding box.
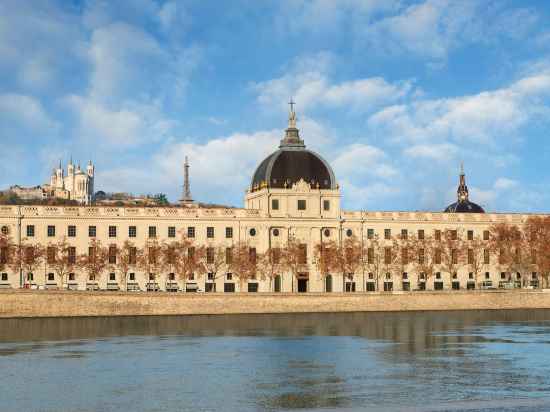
[0,109,547,292]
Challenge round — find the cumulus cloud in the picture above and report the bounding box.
[252,53,415,113]
[368,71,550,145]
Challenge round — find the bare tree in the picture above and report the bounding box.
[116,240,139,290]
[203,245,227,284]
[524,216,550,288]
[363,234,384,291]
[77,239,109,288]
[47,237,77,289]
[257,246,283,292]
[11,241,45,286]
[489,223,525,286]
[137,239,163,290]
[466,235,488,288]
[0,233,15,275]
[313,240,337,291]
[411,234,438,290]
[227,242,257,291]
[280,237,308,292]
[439,229,465,287]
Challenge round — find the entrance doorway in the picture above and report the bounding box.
[297,274,308,293]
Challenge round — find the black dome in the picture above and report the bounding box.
[444,200,485,213]
[251,148,336,190]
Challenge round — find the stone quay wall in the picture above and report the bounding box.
[2,290,550,318]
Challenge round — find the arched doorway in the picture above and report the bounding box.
[274,275,281,292]
[325,275,332,292]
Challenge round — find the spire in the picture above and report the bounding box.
[180,156,193,204]
[279,98,305,149]
[457,162,469,202]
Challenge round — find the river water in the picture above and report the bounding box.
[2,310,550,411]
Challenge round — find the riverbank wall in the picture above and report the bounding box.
[2,289,550,318]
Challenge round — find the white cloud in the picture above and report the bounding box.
[403,143,458,162]
[0,94,59,133]
[252,53,415,113]
[332,144,398,179]
[64,95,174,146]
[368,71,550,145]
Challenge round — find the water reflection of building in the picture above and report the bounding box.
[0,104,547,291]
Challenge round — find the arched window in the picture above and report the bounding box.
[274,275,281,292]
[325,274,333,292]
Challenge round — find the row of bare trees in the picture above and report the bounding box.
[2,216,550,290]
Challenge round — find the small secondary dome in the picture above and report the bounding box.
[251,101,336,191]
[444,164,485,213]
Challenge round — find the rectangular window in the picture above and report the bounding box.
[483,230,490,241]
[323,200,330,211]
[484,249,490,264]
[206,247,214,264]
[168,226,176,238]
[418,248,425,264]
[109,245,117,264]
[128,226,137,238]
[47,247,56,264]
[435,249,442,264]
[298,244,307,264]
[271,199,279,210]
[187,227,195,238]
[68,225,76,237]
[225,247,232,264]
[485,272,490,280]
[68,247,76,264]
[418,229,424,240]
[451,248,458,264]
[401,247,408,264]
[367,248,374,264]
[148,226,156,238]
[148,247,157,264]
[88,246,95,261]
[47,273,54,281]
[68,273,75,281]
[129,273,135,281]
[467,230,474,241]
[225,227,233,238]
[207,227,214,238]
[88,226,96,237]
[450,230,457,240]
[47,225,55,237]
[226,273,233,281]
[207,272,214,280]
[468,249,474,265]
[1,273,7,281]
[401,229,408,239]
[435,230,441,241]
[188,247,195,260]
[384,229,391,240]
[26,225,35,237]
[224,283,235,292]
[109,273,116,281]
[109,226,117,238]
[0,247,7,264]
[367,229,374,239]
[297,199,306,211]
[249,247,257,264]
[129,247,137,265]
[384,247,392,264]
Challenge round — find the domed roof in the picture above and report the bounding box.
[250,106,336,191]
[444,200,485,213]
[444,165,485,213]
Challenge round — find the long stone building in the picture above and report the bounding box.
[0,108,546,292]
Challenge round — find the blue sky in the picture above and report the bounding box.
[1,0,550,212]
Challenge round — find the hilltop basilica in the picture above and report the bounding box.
[0,105,544,292]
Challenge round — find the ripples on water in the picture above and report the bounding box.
[1,310,550,412]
